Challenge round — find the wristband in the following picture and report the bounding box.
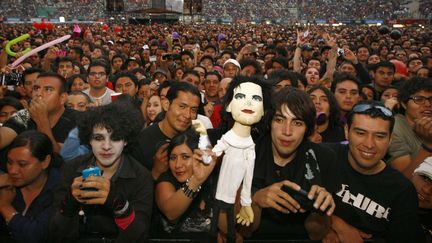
[422,144,432,153]
[181,177,201,199]
[113,200,130,217]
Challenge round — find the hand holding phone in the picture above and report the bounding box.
[81,167,101,191]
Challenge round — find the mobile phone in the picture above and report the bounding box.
[337,48,345,56]
[82,167,101,180]
[82,167,101,191]
[281,185,315,211]
[150,55,157,62]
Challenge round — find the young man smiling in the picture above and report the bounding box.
[130,82,201,180]
[248,88,337,240]
[324,101,424,242]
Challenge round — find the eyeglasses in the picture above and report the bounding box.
[352,103,393,117]
[89,72,107,77]
[409,96,432,105]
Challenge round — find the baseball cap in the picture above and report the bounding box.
[125,57,141,66]
[154,68,168,78]
[223,59,241,69]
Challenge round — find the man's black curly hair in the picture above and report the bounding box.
[78,98,143,151]
[398,77,432,104]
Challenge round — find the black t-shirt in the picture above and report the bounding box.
[154,171,215,235]
[251,135,339,239]
[129,122,170,170]
[418,208,432,241]
[320,123,346,143]
[327,143,425,242]
[3,108,77,143]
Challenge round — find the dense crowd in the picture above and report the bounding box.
[1,0,427,21]
[420,0,432,19]
[300,0,409,21]
[52,0,106,20]
[0,0,105,20]
[202,0,298,21]
[0,21,431,243]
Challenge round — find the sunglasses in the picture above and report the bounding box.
[352,103,393,117]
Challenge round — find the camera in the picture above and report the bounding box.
[162,54,172,61]
[1,71,22,86]
[149,55,157,62]
[282,185,315,211]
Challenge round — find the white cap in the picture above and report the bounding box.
[223,59,241,69]
[414,156,432,179]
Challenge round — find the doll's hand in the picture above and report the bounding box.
[192,119,207,135]
[236,205,254,226]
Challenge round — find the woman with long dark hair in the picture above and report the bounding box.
[155,129,217,237]
[308,86,346,143]
[0,130,62,243]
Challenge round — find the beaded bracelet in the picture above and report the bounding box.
[181,177,201,199]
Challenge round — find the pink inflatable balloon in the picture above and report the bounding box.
[11,35,71,68]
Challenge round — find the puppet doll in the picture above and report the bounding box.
[205,76,268,242]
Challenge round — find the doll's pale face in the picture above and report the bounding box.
[227,82,264,126]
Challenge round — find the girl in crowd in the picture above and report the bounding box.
[380,85,400,113]
[361,84,377,101]
[304,67,321,87]
[80,54,92,71]
[144,94,163,127]
[0,131,62,243]
[50,101,153,242]
[174,67,185,81]
[308,85,346,143]
[294,31,337,89]
[155,129,217,238]
[67,74,88,92]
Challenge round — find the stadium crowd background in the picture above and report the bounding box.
[0,0,430,21]
[0,0,431,242]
